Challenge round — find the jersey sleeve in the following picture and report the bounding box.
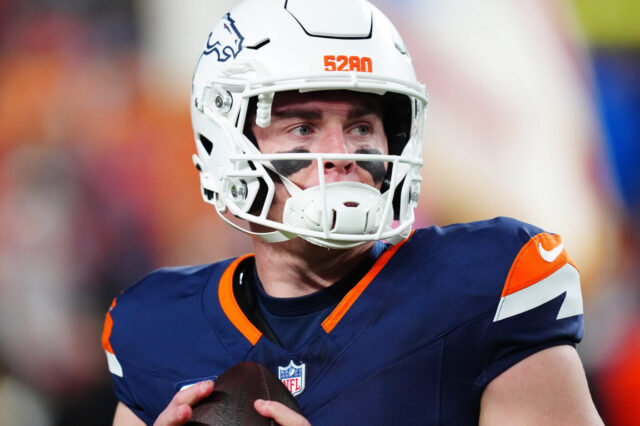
[101,262,224,425]
[473,226,585,395]
[102,295,152,424]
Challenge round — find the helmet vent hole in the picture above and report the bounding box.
[394,42,407,55]
[199,135,213,155]
[330,210,337,230]
[344,202,359,208]
[247,38,270,50]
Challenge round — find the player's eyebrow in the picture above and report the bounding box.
[271,104,381,121]
[272,108,323,120]
[347,105,381,121]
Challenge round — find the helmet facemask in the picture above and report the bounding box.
[191,0,427,249]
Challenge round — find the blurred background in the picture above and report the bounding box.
[0,0,637,424]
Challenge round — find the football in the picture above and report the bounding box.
[186,362,303,426]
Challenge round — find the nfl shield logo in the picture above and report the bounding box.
[278,360,305,396]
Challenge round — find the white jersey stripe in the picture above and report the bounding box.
[494,263,583,322]
[106,350,123,377]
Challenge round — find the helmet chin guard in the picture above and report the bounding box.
[191,0,427,249]
[283,182,393,249]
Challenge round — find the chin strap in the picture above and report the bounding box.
[213,201,295,243]
[385,227,411,245]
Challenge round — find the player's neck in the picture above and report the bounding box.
[252,238,375,298]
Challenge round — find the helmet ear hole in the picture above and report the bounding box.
[242,97,259,148]
[392,177,406,220]
[382,93,412,156]
[381,163,393,194]
[247,164,271,215]
[199,135,213,155]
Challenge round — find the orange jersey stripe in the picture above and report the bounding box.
[501,233,577,298]
[322,234,413,334]
[218,254,263,345]
[102,297,117,354]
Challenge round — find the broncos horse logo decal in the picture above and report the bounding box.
[203,13,244,62]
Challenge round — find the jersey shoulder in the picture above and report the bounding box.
[416,216,547,255]
[409,218,584,394]
[409,216,548,289]
[407,216,581,320]
[102,259,236,372]
[102,258,245,423]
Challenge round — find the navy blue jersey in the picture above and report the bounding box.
[103,217,584,425]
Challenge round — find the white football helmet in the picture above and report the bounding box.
[191,0,427,249]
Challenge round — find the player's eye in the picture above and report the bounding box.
[353,125,370,136]
[292,125,312,136]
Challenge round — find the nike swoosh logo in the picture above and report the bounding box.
[538,242,564,263]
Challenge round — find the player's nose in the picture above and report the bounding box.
[320,127,355,175]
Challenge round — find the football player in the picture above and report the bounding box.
[104,0,603,424]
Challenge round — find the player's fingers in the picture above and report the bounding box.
[173,380,214,406]
[254,399,311,426]
[153,403,192,426]
[153,380,214,426]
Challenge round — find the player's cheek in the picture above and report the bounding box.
[271,158,313,177]
[355,160,386,186]
[283,163,321,189]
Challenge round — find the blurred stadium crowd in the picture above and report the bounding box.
[0,0,637,424]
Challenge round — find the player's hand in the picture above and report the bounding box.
[153,380,214,426]
[254,399,311,426]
